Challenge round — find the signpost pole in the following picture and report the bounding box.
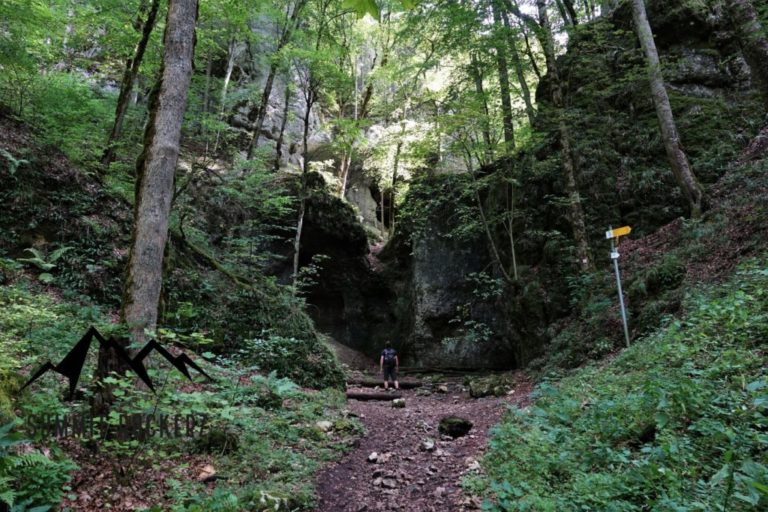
[608,225,631,347]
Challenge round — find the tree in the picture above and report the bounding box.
[290,0,338,291]
[496,1,536,128]
[120,0,199,346]
[490,0,515,151]
[630,0,705,218]
[100,0,161,172]
[724,0,768,110]
[246,0,308,159]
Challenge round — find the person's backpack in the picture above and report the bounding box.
[382,348,397,366]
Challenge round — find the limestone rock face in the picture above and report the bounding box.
[408,224,511,369]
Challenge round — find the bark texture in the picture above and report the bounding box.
[725,0,768,110]
[630,0,705,218]
[122,0,198,344]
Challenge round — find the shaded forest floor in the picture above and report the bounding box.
[314,373,533,512]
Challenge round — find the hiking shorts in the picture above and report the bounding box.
[383,365,397,383]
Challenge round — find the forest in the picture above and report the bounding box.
[0,0,767,510]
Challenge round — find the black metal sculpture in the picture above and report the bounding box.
[20,326,213,399]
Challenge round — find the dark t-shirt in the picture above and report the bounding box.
[381,348,398,368]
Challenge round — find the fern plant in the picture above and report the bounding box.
[0,422,75,510]
[16,247,72,283]
[0,421,24,508]
[0,149,29,176]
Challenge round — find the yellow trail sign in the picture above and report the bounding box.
[605,226,631,240]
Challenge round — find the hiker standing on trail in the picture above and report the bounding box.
[380,341,399,390]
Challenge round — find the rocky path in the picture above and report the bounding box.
[314,374,532,512]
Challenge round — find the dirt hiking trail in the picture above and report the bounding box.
[314,373,533,511]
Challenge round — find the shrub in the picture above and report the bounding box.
[243,335,345,390]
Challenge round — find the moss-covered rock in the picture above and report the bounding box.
[468,374,516,398]
[438,416,473,438]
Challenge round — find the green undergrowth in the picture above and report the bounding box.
[1,276,359,511]
[473,259,768,511]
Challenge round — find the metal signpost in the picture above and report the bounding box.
[606,225,631,347]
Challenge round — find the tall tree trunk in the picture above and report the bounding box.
[470,168,513,283]
[631,0,705,218]
[292,87,316,292]
[212,39,239,154]
[94,0,197,413]
[121,0,198,345]
[554,0,570,25]
[505,184,519,280]
[521,23,542,81]
[470,54,494,165]
[389,139,403,236]
[537,0,593,272]
[247,0,307,159]
[199,49,212,137]
[724,0,768,110]
[492,0,515,151]
[498,5,536,126]
[339,151,353,199]
[101,0,161,172]
[559,0,579,25]
[274,80,292,171]
[247,61,279,159]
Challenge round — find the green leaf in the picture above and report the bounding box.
[48,246,72,263]
[342,0,380,20]
[752,481,768,496]
[38,272,55,283]
[654,412,669,429]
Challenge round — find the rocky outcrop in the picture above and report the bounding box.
[372,0,766,371]
[407,224,513,369]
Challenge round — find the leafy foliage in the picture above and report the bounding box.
[475,260,768,511]
[242,335,345,389]
[0,422,76,510]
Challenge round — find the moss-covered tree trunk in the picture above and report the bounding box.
[536,0,593,272]
[724,0,768,110]
[121,0,198,345]
[101,0,161,172]
[94,0,197,414]
[631,0,705,218]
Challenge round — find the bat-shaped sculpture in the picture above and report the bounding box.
[21,326,214,399]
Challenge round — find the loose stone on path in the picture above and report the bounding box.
[313,373,532,512]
